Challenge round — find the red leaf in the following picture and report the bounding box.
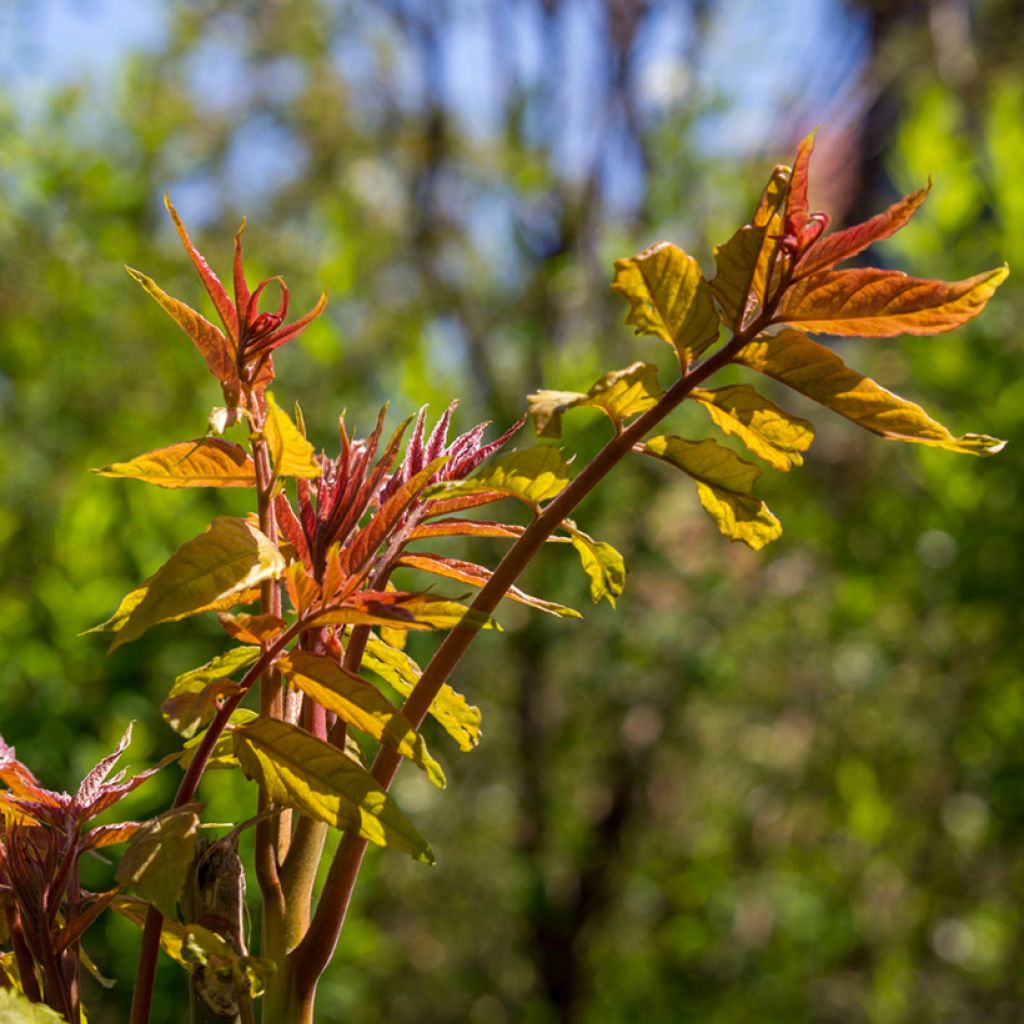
[795,182,931,278]
[785,131,816,239]
[164,195,238,340]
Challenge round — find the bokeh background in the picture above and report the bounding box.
[2,1,1023,1021]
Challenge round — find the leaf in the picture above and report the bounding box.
[115,804,201,918]
[712,165,790,330]
[218,612,288,645]
[232,716,434,863]
[164,195,238,339]
[102,517,285,651]
[162,647,260,738]
[263,391,321,479]
[92,438,257,488]
[560,524,626,606]
[528,362,663,438]
[277,651,445,787]
[640,436,782,550]
[397,553,581,618]
[311,598,497,633]
[284,560,320,616]
[737,330,1006,455]
[361,635,481,752]
[776,264,1009,336]
[408,519,525,541]
[86,585,261,640]
[691,384,815,471]
[795,182,931,278]
[0,989,66,1022]
[428,447,571,509]
[342,456,449,575]
[124,265,235,387]
[611,243,720,363]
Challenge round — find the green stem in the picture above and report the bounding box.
[289,318,770,1000]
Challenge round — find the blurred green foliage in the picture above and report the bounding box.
[1,2,1023,1022]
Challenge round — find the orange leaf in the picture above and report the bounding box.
[218,612,288,645]
[776,265,1009,336]
[795,182,931,278]
[125,267,236,389]
[408,519,525,541]
[92,438,256,488]
[785,131,816,237]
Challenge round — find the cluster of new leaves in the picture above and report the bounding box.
[0,727,161,1020]
[529,131,1007,549]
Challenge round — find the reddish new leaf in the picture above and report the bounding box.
[164,195,238,339]
[124,267,236,389]
[795,182,932,278]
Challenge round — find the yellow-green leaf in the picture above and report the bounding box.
[776,264,1009,336]
[737,330,1006,455]
[691,384,815,471]
[561,524,626,607]
[162,647,260,738]
[528,362,663,438]
[277,651,446,788]
[85,585,261,640]
[361,635,481,752]
[92,438,257,488]
[712,165,790,331]
[427,446,571,510]
[611,242,720,364]
[232,716,434,863]
[115,805,201,918]
[102,517,285,651]
[640,436,782,550]
[264,391,321,478]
